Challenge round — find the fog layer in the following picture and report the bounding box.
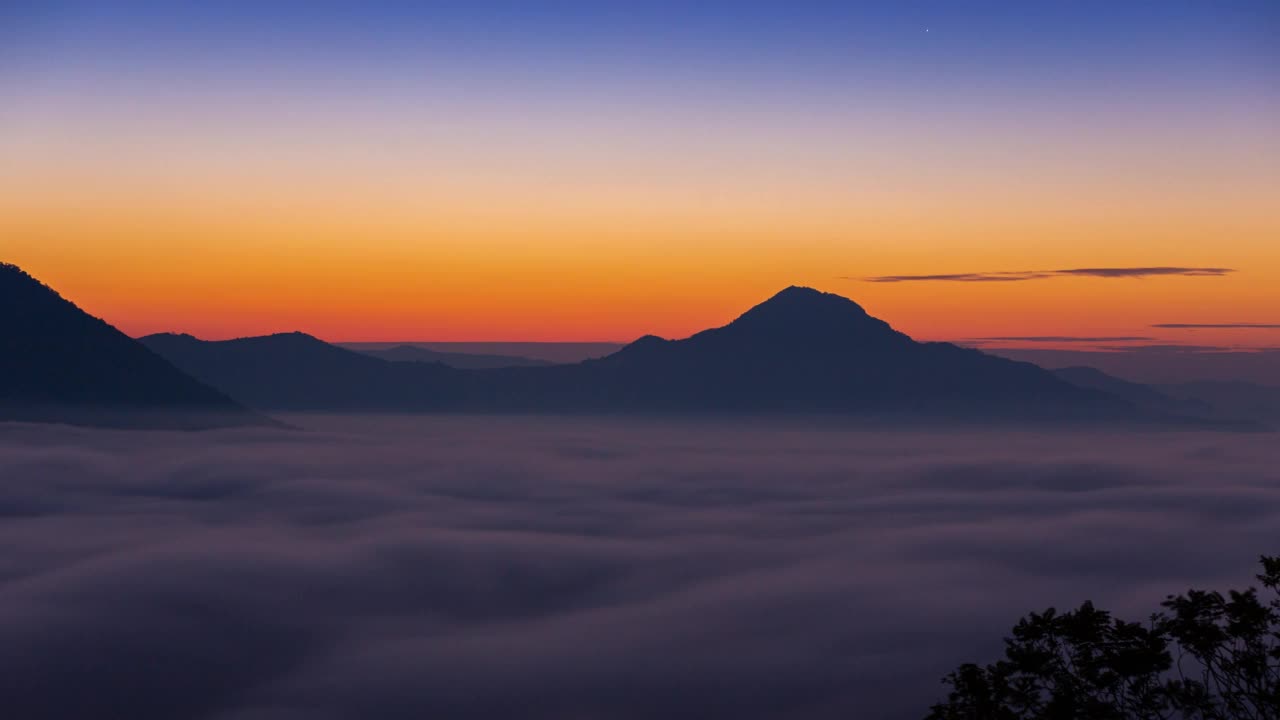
[1,416,1276,719]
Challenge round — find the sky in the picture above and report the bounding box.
[2,1,1278,345]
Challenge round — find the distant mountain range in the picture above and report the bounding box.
[1051,366,1214,419]
[338,341,622,364]
[1154,380,1280,423]
[5,262,1270,429]
[143,286,1175,424]
[1051,367,1280,425]
[0,263,270,429]
[352,344,552,369]
[139,332,461,411]
[989,347,1280,386]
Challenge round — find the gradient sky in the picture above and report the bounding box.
[3,1,1277,345]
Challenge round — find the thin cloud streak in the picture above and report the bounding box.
[967,336,1154,344]
[855,267,1235,283]
[1056,267,1234,278]
[1154,323,1280,329]
[1097,344,1249,354]
[853,272,1053,283]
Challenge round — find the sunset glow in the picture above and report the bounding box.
[4,1,1277,345]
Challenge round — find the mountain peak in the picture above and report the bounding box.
[717,286,901,346]
[261,331,324,343]
[1,264,264,428]
[771,285,834,299]
[752,286,872,315]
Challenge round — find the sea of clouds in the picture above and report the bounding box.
[1,415,1277,719]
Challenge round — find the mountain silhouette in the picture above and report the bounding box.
[1154,380,1280,424]
[355,344,552,369]
[1053,366,1213,419]
[143,285,1182,424]
[512,286,1136,417]
[139,333,464,411]
[0,263,269,429]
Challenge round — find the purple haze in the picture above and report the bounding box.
[0,415,1276,719]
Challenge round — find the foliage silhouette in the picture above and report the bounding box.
[928,556,1280,719]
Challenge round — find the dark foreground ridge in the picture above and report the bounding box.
[143,285,1219,426]
[0,263,275,430]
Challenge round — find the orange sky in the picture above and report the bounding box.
[6,185,1276,347]
[3,6,1278,348]
[4,109,1277,347]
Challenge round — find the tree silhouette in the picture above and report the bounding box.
[927,556,1280,719]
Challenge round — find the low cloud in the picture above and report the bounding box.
[857,267,1234,283]
[967,336,1153,344]
[0,417,1275,719]
[857,272,1054,283]
[1097,344,1250,354]
[1154,323,1280,329]
[1056,267,1233,278]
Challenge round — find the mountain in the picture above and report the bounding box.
[340,341,625,364]
[495,286,1138,418]
[1155,380,1280,423]
[145,286,1174,424]
[139,332,465,411]
[1053,366,1213,418]
[1050,365,1279,425]
[0,263,269,429]
[354,344,552,369]
[986,347,1280,386]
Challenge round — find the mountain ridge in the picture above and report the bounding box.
[140,284,1191,425]
[0,263,272,429]
[140,331,463,411]
[355,344,552,369]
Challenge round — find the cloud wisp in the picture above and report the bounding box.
[0,416,1275,720]
[965,336,1154,344]
[856,267,1235,283]
[1095,344,1279,354]
[1154,323,1280,329]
